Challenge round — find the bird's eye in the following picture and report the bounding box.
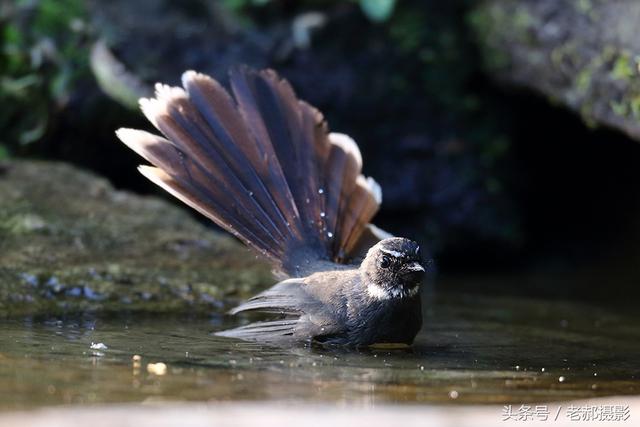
[379,255,391,269]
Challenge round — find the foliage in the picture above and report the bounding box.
[0,0,90,150]
[221,0,397,22]
[359,0,396,23]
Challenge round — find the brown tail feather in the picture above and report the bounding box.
[117,67,381,275]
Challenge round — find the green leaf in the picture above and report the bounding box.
[359,0,396,23]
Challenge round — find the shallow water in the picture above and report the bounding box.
[1,285,639,410]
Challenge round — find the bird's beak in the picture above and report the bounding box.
[405,262,425,273]
[400,261,426,283]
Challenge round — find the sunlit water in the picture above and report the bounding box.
[1,286,639,410]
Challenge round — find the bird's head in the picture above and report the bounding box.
[360,237,426,300]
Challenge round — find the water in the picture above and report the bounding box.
[0,286,639,410]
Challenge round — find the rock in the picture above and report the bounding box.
[0,160,272,318]
[470,0,640,140]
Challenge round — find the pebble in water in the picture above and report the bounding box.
[147,362,167,376]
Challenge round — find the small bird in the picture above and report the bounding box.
[116,66,426,347]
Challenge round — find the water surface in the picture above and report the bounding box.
[1,285,638,410]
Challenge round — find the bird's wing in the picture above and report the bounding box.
[227,278,310,315]
[117,67,382,276]
[218,277,344,343]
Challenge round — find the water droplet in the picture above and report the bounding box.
[558,376,565,383]
[90,342,108,350]
[327,232,333,238]
[541,368,545,372]
[318,188,324,194]
[248,191,254,196]
[320,212,326,218]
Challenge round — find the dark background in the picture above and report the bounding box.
[3,0,640,289]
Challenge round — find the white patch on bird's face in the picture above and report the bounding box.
[366,282,420,300]
[379,247,404,258]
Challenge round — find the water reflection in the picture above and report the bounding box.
[0,288,638,410]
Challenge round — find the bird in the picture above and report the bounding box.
[116,66,426,347]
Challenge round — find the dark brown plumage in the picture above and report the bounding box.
[117,67,424,346]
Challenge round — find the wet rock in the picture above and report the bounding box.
[0,160,272,317]
[470,0,640,141]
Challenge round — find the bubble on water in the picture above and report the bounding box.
[90,342,108,350]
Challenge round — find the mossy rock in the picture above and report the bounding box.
[470,0,640,141]
[0,160,272,317]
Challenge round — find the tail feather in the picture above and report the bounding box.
[338,176,382,259]
[185,72,305,243]
[118,128,285,261]
[229,68,326,250]
[142,86,290,247]
[117,67,382,274]
[324,134,364,257]
[137,166,282,263]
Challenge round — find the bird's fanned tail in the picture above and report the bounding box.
[117,67,382,275]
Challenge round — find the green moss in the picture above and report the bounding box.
[467,3,537,72]
[467,7,505,71]
[611,52,635,81]
[0,160,272,318]
[575,68,593,94]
